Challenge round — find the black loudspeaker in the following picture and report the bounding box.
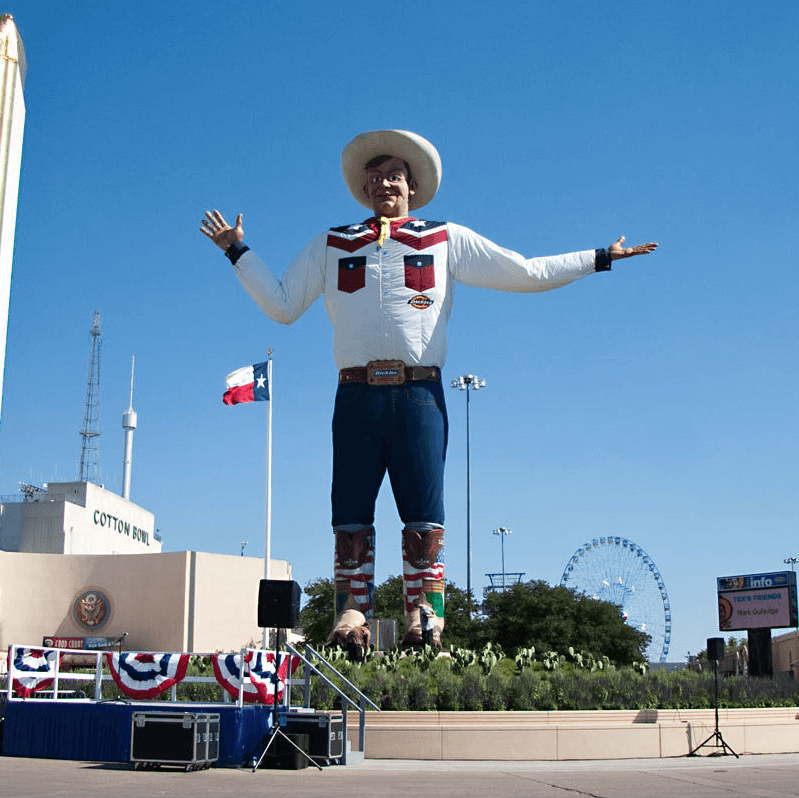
[707,637,725,661]
[258,579,301,628]
[260,733,310,770]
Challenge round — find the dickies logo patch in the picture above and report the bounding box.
[408,294,434,309]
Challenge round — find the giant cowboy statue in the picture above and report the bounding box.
[201,130,657,656]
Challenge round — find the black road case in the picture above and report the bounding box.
[283,712,344,762]
[130,711,220,770]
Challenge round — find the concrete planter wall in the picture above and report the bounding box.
[361,708,799,760]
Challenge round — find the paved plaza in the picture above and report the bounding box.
[4,753,799,798]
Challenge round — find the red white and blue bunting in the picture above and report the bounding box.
[10,647,62,697]
[9,645,300,704]
[211,651,300,704]
[246,650,300,704]
[211,652,261,703]
[105,652,190,699]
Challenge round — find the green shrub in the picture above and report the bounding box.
[382,672,410,710]
[406,669,436,711]
[507,669,542,710]
[483,669,511,710]
[459,665,486,710]
[429,659,460,711]
[289,646,799,712]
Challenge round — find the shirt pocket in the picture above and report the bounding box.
[404,254,435,292]
[338,256,366,293]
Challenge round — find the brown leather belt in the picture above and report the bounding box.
[339,361,441,386]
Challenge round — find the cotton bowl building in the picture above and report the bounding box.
[0,481,159,555]
[0,481,291,658]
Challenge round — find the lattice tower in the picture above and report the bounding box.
[78,310,102,483]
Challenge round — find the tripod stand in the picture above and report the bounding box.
[688,657,738,758]
[251,629,321,771]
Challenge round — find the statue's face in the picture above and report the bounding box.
[362,156,416,217]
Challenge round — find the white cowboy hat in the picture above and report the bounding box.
[341,129,442,211]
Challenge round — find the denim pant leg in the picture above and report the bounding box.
[331,383,387,528]
[385,381,447,526]
[331,381,448,528]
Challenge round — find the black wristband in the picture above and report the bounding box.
[225,241,250,265]
[594,248,612,272]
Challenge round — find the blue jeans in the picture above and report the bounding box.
[331,380,448,528]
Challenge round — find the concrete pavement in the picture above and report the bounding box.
[4,753,799,797]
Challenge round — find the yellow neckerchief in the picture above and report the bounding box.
[377,216,407,248]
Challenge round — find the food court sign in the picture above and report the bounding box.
[717,571,798,631]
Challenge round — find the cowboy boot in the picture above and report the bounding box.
[328,526,374,658]
[401,526,445,647]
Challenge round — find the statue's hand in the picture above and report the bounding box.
[608,235,658,260]
[200,210,244,251]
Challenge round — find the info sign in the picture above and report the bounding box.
[717,571,798,631]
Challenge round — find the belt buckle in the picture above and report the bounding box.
[367,360,406,386]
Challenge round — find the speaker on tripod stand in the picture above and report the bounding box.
[258,579,301,630]
[687,637,738,758]
[252,580,321,772]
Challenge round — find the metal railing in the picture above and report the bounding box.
[483,572,526,596]
[285,642,380,756]
[4,644,278,706]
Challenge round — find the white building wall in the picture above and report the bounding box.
[0,550,292,653]
[23,501,65,552]
[0,500,22,550]
[0,481,160,555]
[69,482,158,554]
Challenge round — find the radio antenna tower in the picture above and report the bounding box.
[78,310,102,483]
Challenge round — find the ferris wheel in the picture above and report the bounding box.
[560,537,672,663]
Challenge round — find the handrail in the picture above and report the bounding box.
[288,643,379,711]
[285,642,380,757]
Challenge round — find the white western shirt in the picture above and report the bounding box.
[232,218,601,370]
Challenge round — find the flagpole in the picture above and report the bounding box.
[263,353,273,650]
[265,353,273,580]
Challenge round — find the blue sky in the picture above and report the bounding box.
[1,1,797,661]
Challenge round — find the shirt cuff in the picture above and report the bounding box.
[225,241,250,265]
[594,248,612,272]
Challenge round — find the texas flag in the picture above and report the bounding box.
[223,361,270,405]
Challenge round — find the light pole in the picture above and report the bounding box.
[785,558,798,631]
[450,374,486,598]
[493,527,512,590]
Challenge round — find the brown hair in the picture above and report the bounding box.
[364,154,413,182]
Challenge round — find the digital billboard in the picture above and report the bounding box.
[717,571,798,631]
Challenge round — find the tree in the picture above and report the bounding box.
[373,574,404,626]
[477,580,649,665]
[442,582,481,650]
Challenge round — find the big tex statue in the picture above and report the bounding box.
[201,130,657,655]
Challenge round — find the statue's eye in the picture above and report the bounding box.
[369,173,404,184]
